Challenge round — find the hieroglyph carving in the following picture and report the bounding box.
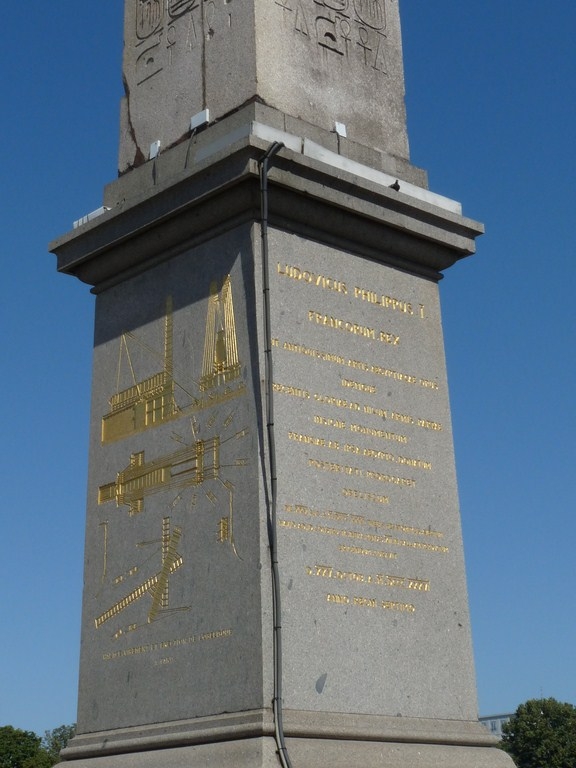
[276,0,388,74]
[137,0,165,39]
[133,0,232,87]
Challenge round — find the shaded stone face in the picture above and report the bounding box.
[77,233,266,733]
[119,0,408,172]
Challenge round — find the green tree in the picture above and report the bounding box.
[0,727,41,768]
[20,750,52,768]
[40,725,75,766]
[501,698,576,768]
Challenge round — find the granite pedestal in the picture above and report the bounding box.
[49,1,514,765]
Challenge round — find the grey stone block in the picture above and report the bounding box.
[119,0,410,173]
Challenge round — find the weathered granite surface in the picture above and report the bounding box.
[120,0,410,173]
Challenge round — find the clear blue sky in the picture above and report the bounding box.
[1,0,574,736]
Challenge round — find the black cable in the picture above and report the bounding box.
[259,142,293,768]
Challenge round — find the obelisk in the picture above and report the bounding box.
[50,1,514,766]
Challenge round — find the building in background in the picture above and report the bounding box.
[480,714,513,739]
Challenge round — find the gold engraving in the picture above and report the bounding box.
[379,331,400,345]
[102,628,232,661]
[278,340,434,388]
[349,423,408,444]
[341,378,376,393]
[200,275,241,391]
[338,445,432,471]
[279,519,449,554]
[284,503,444,539]
[308,458,416,487]
[102,277,246,432]
[215,478,240,558]
[191,381,247,412]
[313,415,346,429]
[307,310,400,345]
[277,262,348,294]
[309,564,360,581]
[148,520,183,623]
[380,601,416,613]
[273,382,311,399]
[353,286,416,316]
[416,418,443,431]
[288,432,340,450]
[282,341,345,365]
[102,297,179,444]
[339,544,397,560]
[396,455,432,471]
[98,437,220,515]
[326,595,416,614]
[312,393,361,411]
[218,517,230,543]
[307,564,431,593]
[419,378,439,390]
[407,578,430,592]
[326,593,350,604]
[95,518,185,628]
[308,310,376,340]
[100,521,108,583]
[349,360,417,385]
[353,596,377,608]
[341,488,389,505]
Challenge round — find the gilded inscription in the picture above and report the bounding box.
[341,488,389,505]
[341,378,376,393]
[326,593,416,613]
[306,563,430,593]
[308,310,400,345]
[308,458,416,487]
[277,341,439,391]
[339,544,396,560]
[102,628,233,662]
[276,261,426,320]
[277,263,348,294]
[284,503,444,539]
[353,286,425,320]
[349,423,408,443]
[279,519,449,554]
[314,415,347,429]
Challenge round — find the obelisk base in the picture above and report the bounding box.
[59,710,513,768]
